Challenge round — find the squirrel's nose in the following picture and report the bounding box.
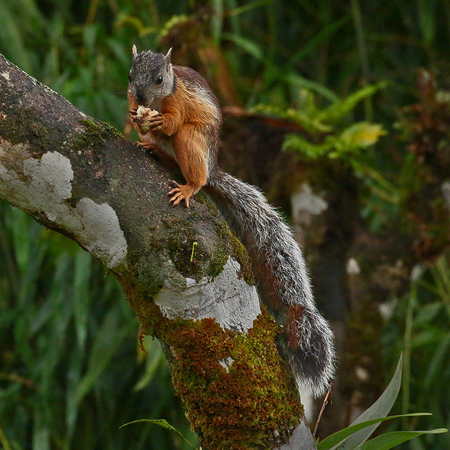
[135,90,146,105]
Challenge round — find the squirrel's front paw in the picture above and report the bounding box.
[130,106,161,134]
[129,108,138,123]
[148,113,163,131]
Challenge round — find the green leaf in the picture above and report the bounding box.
[120,419,199,450]
[287,16,349,68]
[424,334,450,390]
[315,82,388,124]
[319,354,403,450]
[283,134,333,158]
[66,345,84,441]
[285,73,339,103]
[157,14,189,41]
[410,329,448,348]
[74,308,129,405]
[33,407,50,450]
[337,122,386,149]
[317,414,432,450]
[73,249,92,351]
[10,207,31,276]
[106,38,132,66]
[227,0,273,18]
[0,2,32,73]
[341,353,403,448]
[251,103,333,133]
[358,429,448,450]
[211,0,224,43]
[417,0,435,46]
[0,424,13,450]
[134,338,165,391]
[223,32,264,61]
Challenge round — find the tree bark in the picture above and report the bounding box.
[0,54,316,449]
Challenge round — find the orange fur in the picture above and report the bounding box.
[128,91,138,111]
[130,75,217,206]
[161,79,212,206]
[172,124,208,189]
[161,76,217,138]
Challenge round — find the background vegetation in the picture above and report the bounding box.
[0,0,449,449]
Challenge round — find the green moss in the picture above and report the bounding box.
[80,118,124,139]
[202,213,255,285]
[165,219,230,282]
[0,107,62,154]
[140,303,302,450]
[160,188,254,285]
[229,232,256,285]
[167,226,206,280]
[73,118,124,150]
[206,243,229,279]
[116,249,302,449]
[115,274,163,329]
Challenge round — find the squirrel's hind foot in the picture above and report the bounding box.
[168,182,198,207]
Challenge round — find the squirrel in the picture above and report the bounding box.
[127,46,335,396]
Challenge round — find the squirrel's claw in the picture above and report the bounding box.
[168,182,194,207]
[129,108,138,122]
[129,109,144,131]
[135,141,156,153]
[171,194,188,207]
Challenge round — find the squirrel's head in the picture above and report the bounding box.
[128,46,175,106]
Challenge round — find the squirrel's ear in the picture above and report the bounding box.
[132,44,138,57]
[164,48,172,66]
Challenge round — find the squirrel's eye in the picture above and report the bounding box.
[156,75,163,85]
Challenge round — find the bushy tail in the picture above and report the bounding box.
[206,169,335,396]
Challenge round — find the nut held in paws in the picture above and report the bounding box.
[136,106,159,134]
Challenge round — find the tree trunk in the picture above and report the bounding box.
[0,54,316,450]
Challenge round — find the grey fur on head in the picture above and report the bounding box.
[128,47,175,106]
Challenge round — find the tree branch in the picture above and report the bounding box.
[0,54,316,449]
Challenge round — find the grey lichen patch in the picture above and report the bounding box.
[1,71,12,87]
[155,256,261,333]
[0,142,128,271]
[72,198,128,270]
[218,357,235,373]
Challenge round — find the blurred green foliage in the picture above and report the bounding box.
[1,0,450,448]
[383,256,450,450]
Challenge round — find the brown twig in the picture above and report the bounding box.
[313,382,333,437]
